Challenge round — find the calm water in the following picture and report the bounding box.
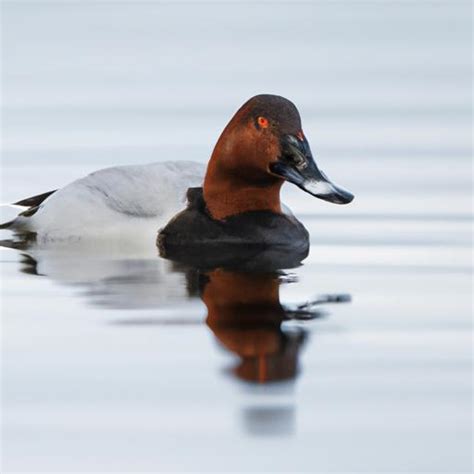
[1,2,472,473]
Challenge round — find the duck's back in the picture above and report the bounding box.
[8,161,205,243]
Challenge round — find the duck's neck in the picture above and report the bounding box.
[203,170,283,221]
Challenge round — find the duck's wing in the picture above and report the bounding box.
[1,161,205,239]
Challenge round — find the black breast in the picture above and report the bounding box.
[157,188,309,269]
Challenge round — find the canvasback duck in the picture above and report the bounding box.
[1,94,353,251]
[158,94,353,258]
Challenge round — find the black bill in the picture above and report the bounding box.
[270,134,354,205]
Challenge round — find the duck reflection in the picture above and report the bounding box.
[2,238,351,440]
[203,269,309,383]
[5,243,194,310]
[201,268,349,383]
[199,267,349,437]
[2,239,349,385]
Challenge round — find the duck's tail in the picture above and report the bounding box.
[13,190,56,207]
[0,220,15,229]
[0,189,56,230]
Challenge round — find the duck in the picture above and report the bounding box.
[1,94,353,252]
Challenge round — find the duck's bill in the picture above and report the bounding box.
[270,134,354,205]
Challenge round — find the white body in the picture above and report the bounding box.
[9,161,205,245]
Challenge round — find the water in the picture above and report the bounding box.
[1,1,472,472]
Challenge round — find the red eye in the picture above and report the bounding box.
[257,116,269,128]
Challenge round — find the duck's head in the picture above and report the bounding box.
[203,94,354,220]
